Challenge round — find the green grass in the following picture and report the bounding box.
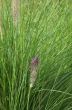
[0,0,72,110]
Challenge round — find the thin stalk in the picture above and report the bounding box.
[27,86,31,110]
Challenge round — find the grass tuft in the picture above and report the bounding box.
[0,0,72,110]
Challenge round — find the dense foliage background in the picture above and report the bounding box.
[0,0,72,110]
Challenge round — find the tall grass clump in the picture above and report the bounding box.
[0,0,72,110]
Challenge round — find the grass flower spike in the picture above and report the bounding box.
[27,57,39,110]
[30,57,39,88]
[11,0,19,27]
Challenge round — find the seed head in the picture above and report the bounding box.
[11,0,19,26]
[30,57,39,88]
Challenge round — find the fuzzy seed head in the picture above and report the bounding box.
[11,0,19,26]
[30,57,39,87]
